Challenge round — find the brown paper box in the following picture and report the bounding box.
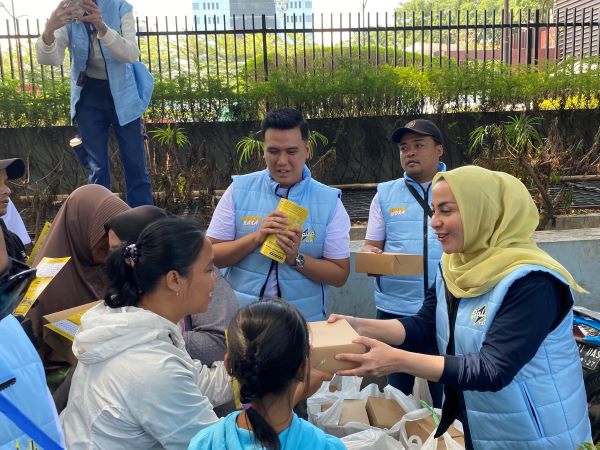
[366,396,407,429]
[42,300,101,366]
[308,319,366,373]
[355,252,423,276]
[339,399,370,426]
[405,415,464,450]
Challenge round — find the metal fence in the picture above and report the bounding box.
[0,8,599,92]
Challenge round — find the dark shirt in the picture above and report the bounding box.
[401,271,572,390]
[0,219,27,279]
[0,219,26,264]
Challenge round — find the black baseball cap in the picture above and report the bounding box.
[391,119,444,146]
[0,158,25,180]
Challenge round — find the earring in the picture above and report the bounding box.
[176,291,180,297]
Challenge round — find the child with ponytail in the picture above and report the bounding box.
[188,299,344,450]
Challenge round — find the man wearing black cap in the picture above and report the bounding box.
[361,119,446,404]
[0,158,27,266]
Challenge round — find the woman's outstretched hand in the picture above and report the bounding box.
[335,335,402,377]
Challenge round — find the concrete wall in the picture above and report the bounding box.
[3,109,600,195]
[328,228,600,318]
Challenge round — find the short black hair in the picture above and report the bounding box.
[261,108,309,141]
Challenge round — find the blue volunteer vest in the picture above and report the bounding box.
[374,162,445,316]
[225,166,340,321]
[435,265,591,449]
[0,315,64,449]
[67,0,153,125]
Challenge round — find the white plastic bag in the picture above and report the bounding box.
[411,377,433,406]
[342,429,404,449]
[308,375,419,439]
[399,408,465,450]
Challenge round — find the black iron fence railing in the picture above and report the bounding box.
[1,8,598,92]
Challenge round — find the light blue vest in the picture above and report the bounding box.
[374,162,445,316]
[0,315,64,449]
[435,265,591,449]
[225,166,340,321]
[67,0,153,126]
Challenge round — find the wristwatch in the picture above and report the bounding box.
[294,252,305,271]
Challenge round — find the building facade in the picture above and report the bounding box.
[192,0,313,30]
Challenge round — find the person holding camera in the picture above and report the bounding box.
[36,0,153,207]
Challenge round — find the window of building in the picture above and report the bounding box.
[305,1,311,7]
[192,2,199,9]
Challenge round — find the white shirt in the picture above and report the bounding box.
[365,181,432,242]
[2,199,31,244]
[207,184,350,298]
[36,12,140,80]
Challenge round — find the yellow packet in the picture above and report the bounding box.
[259,198,309,263]
[14,256,71,317]
[27,221,52,266]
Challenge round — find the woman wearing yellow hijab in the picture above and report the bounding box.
[331,166,591,449]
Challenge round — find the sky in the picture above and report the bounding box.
[3,0,400,23]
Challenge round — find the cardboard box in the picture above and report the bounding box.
[42,300,101,365]
[308,319,366,373]
[366,396,407,429]
[355,252,423,276]
[339,399,369,426]
[405,415,464,450]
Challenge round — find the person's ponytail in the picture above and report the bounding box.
[104,244,142,307]
[245,406,280,450]
[103,218,205,308]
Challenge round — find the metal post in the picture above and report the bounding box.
[262,15,269,81]
[503,0,510,63]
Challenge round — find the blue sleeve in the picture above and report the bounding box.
[399,281,439,354]
[440,271,573,392]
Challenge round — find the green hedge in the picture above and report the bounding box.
[1,58,599,127]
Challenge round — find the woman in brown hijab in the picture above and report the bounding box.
[28,184,130,360]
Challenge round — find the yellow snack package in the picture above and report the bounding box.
[259,198,309,263]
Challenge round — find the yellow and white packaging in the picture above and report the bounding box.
[259,198,309,263]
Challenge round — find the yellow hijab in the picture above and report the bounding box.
[432,166,585,298]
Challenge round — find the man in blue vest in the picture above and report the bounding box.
[36,0,153,207]
[207,108,350,321]
[362,119,445,403]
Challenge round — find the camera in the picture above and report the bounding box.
[76,71,88,87]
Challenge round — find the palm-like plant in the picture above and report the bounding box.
[468,114,559,228]
[235,130,330,167]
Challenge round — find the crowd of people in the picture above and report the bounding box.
[2,105,593,449]
[0,1,593,449]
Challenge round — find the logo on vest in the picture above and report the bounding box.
[242,216,261,227]
[471,305,487,326]
[302,228,316,242]
[388,207,407,217]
